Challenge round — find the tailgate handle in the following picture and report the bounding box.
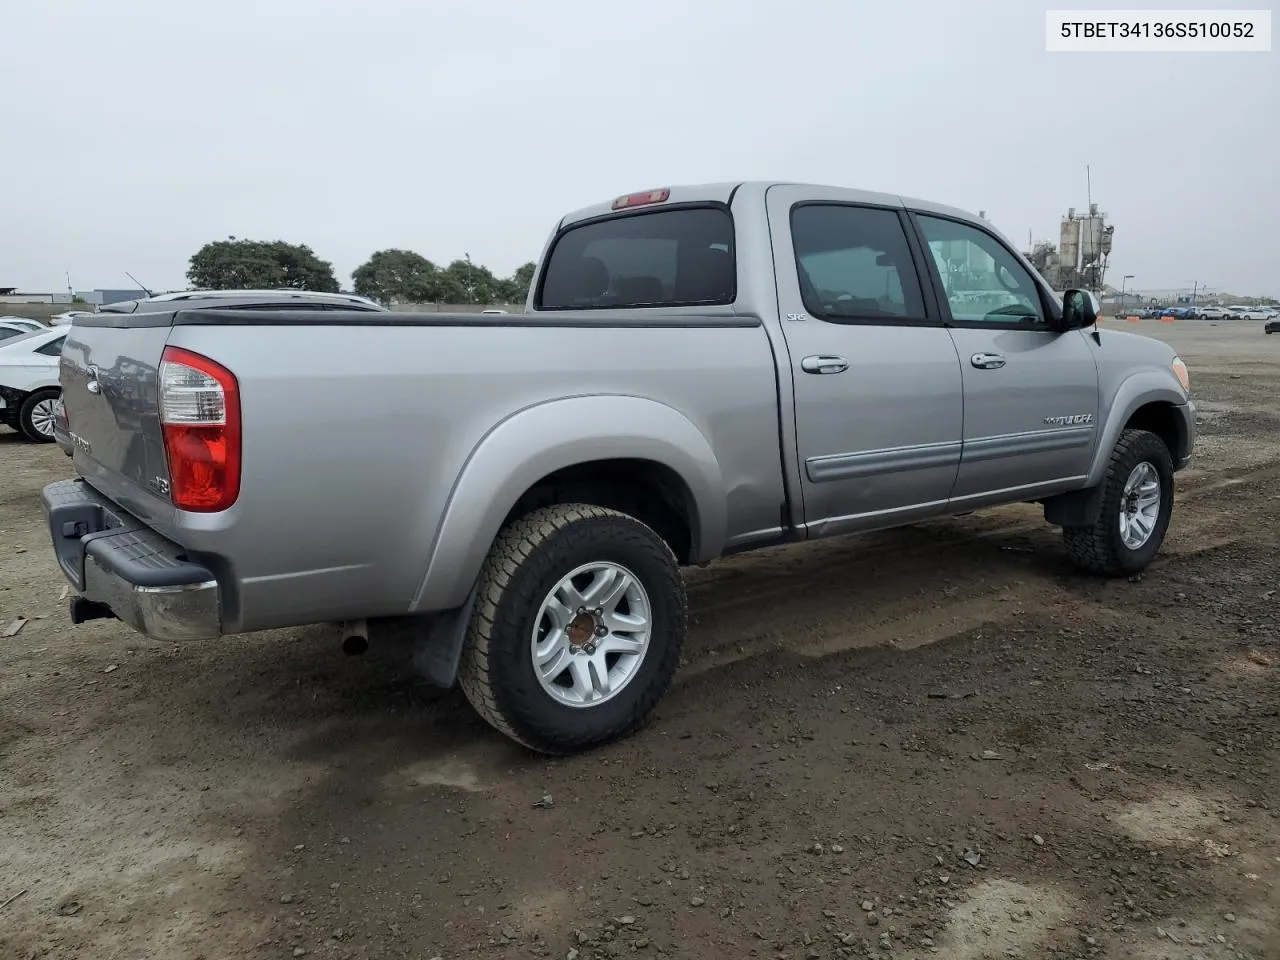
[86,364,101,394]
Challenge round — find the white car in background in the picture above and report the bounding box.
[1193,305,1228,320]
[0,326,67,442]
[48,310,96,326]
[0,317,46,341]
[1226,305,1271,321]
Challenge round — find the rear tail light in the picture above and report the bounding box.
[158,346,241,512]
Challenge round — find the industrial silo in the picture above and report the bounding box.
[1059,212,1081,274]
[1081,204,1106,264]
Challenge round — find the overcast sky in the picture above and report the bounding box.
[3,0,1276,298]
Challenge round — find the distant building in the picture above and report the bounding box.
[0,290,72,304]
[76,288,150,305]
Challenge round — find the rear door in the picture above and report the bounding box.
[766,186,964,536]
[908,211,1100,507]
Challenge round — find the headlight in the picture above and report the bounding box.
[1171,356,1190,393]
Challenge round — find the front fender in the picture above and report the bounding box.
[1088,370,1190,486]
[411,395,726,612]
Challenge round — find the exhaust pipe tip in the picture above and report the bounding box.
[339,619,369,656]
[342,633,369,656]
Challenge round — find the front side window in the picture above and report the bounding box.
[790,204,928,323]
[916,216,1046,326]
[537,206,735,310]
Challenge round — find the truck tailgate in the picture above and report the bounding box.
[59,321,179,533]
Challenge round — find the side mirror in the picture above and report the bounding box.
[1061,288,1099,330]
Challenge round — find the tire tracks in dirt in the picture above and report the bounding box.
[678,458,1280,680]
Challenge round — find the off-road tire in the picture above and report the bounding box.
[458,503,687,754]
[18,388,60,443]
[1063,428,1174,576]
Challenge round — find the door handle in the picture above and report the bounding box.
[801,355,849,375]
[970,352,1007,370]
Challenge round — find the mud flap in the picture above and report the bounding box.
[1043,484,1106,528]
[410,581,480,689]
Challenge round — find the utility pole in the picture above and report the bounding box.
[464,252,474,304]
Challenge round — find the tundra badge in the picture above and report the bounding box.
[1044,413,1094,426]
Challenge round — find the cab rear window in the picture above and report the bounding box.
[537,206,735,310]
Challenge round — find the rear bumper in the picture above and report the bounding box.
[42,478,222,641]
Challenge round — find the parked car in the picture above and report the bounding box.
[0,315,45,329]
[1265,318,1280,334]
[1193,306,1228,320]
[0,318,46,341]
[48,310,97,326]
[1224,305,1271,321]
[0,326,68,441]
[41,182,1196,754]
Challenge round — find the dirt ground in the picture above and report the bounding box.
[2,319,1277,960]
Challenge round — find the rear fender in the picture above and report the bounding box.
[411,395,726,612]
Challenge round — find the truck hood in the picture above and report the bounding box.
[1093,326,1178,363]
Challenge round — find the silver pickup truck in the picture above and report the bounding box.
[41,182,1195,754]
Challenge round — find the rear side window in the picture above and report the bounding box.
[790,204,927,323]
[538,207,735,310]
[35,335,66,356]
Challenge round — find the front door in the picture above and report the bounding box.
[911,212,1101,506]
[766,186,964,536]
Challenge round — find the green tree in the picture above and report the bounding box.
[351,249,442,304]
[443,259,499,304]
[187,237,339,292]
[506,261,537,303]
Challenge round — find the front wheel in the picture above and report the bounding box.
[1063,428,1174,576]
[18,388,60,443]
[458,504,687,754]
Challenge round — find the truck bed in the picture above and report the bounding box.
[57,308,789,632]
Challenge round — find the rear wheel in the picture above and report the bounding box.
[458,503,687,754]
[1063,428,1174,576]
[18,388,60,443]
